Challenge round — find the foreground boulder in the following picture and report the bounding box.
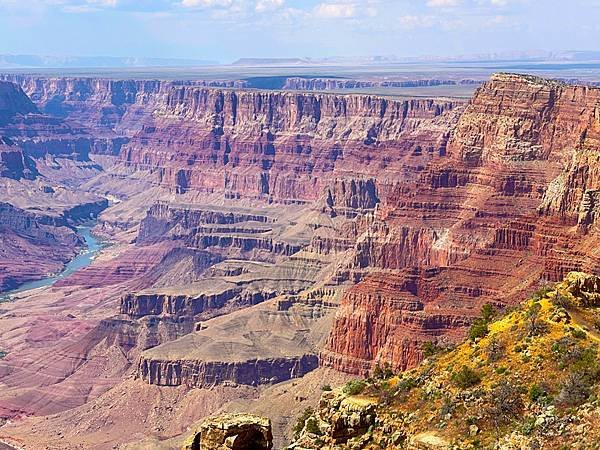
[183,413,273,450]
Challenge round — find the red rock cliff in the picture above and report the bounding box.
[118,88,462,202]
[322,73,600,375]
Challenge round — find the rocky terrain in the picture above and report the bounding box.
[290,272,600,449]
[0,73,597,449]
[0,80,109,290]
[322,73,600,375]
[281,77,480,91]
[182,413,273,450]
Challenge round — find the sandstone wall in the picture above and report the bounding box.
[118,88,462,201]
[137,354,318,388]
[322,73,600,375]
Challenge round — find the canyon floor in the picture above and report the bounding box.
[0,68,598,449]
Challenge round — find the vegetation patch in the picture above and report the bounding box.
[289,273,600,450]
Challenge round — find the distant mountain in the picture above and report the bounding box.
[0,54,217,69]
[231,51,600,67]
[231,58,310,66]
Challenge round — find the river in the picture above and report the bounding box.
[1,222,103,300]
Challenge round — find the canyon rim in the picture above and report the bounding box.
[0,2,600,449]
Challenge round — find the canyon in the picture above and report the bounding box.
[0,72,597,449]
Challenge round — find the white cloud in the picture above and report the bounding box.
[426,0,459,7]
[399,14,436,28]
[255,0,282,12]
[475,0,511,6]
[87,0,118,5]
[180,0,233,8]
[314,2,356,19]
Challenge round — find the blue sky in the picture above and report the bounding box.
[0,0,598,63]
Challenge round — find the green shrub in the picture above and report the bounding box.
[571,328,587,340]
[481,303,496,322]
[468,304,498,342]
[293,407,315,438]
[495,366,508,375]
[469,319,489,341]
[532,286,553,302]
[521,417,536,435]
[373,362,394,380]
[343,380,367,396]
[304,417,322,435]
[526,302,546,337]
[396,376,417,392]
[552,293,571,308]
[528,383,550,402]
[422,341,439,358]
[321,384,332,391]
[452,366,482,389]
[552,338,599,376]
[379,382,396,406]
[439,396,455,418]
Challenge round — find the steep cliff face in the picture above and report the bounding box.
[0,75,166,134]
[135,294,333,389]
[0,80,125,162]
[0,76,247,143]
[538,115,600,227]
[138,354,318,388]
[322,74,600,375]
[295,274,600,450]
[120,282,243,318]
[282,77,480,91]
[136,202,308,262]
[448,73,598,164]
[0,202,81,291]
[0,81,38,122]
[322,178,379,218]
[0,145,38,180]
[118,88,462,201]
[138,202,271,244]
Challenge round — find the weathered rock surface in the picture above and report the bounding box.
[0,75,247,146]
[291,273,600,450]
[0,201,81,290]
[182,413,272,450]
[0,80,38,121]
[282,77,480,91]
[1,73,600,450]
[118,87,461,201]
[136,202,302,259]
[136,297,335,388]
[322,73,600,374]
[0,145,37,180]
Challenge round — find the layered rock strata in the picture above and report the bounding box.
[322,73,600,375]
[117,88,462,201]
[0,145,37,180]
[2,73,600,450]
[0,202,81,290]
[136,295,335,388]
[282,77,480,91]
